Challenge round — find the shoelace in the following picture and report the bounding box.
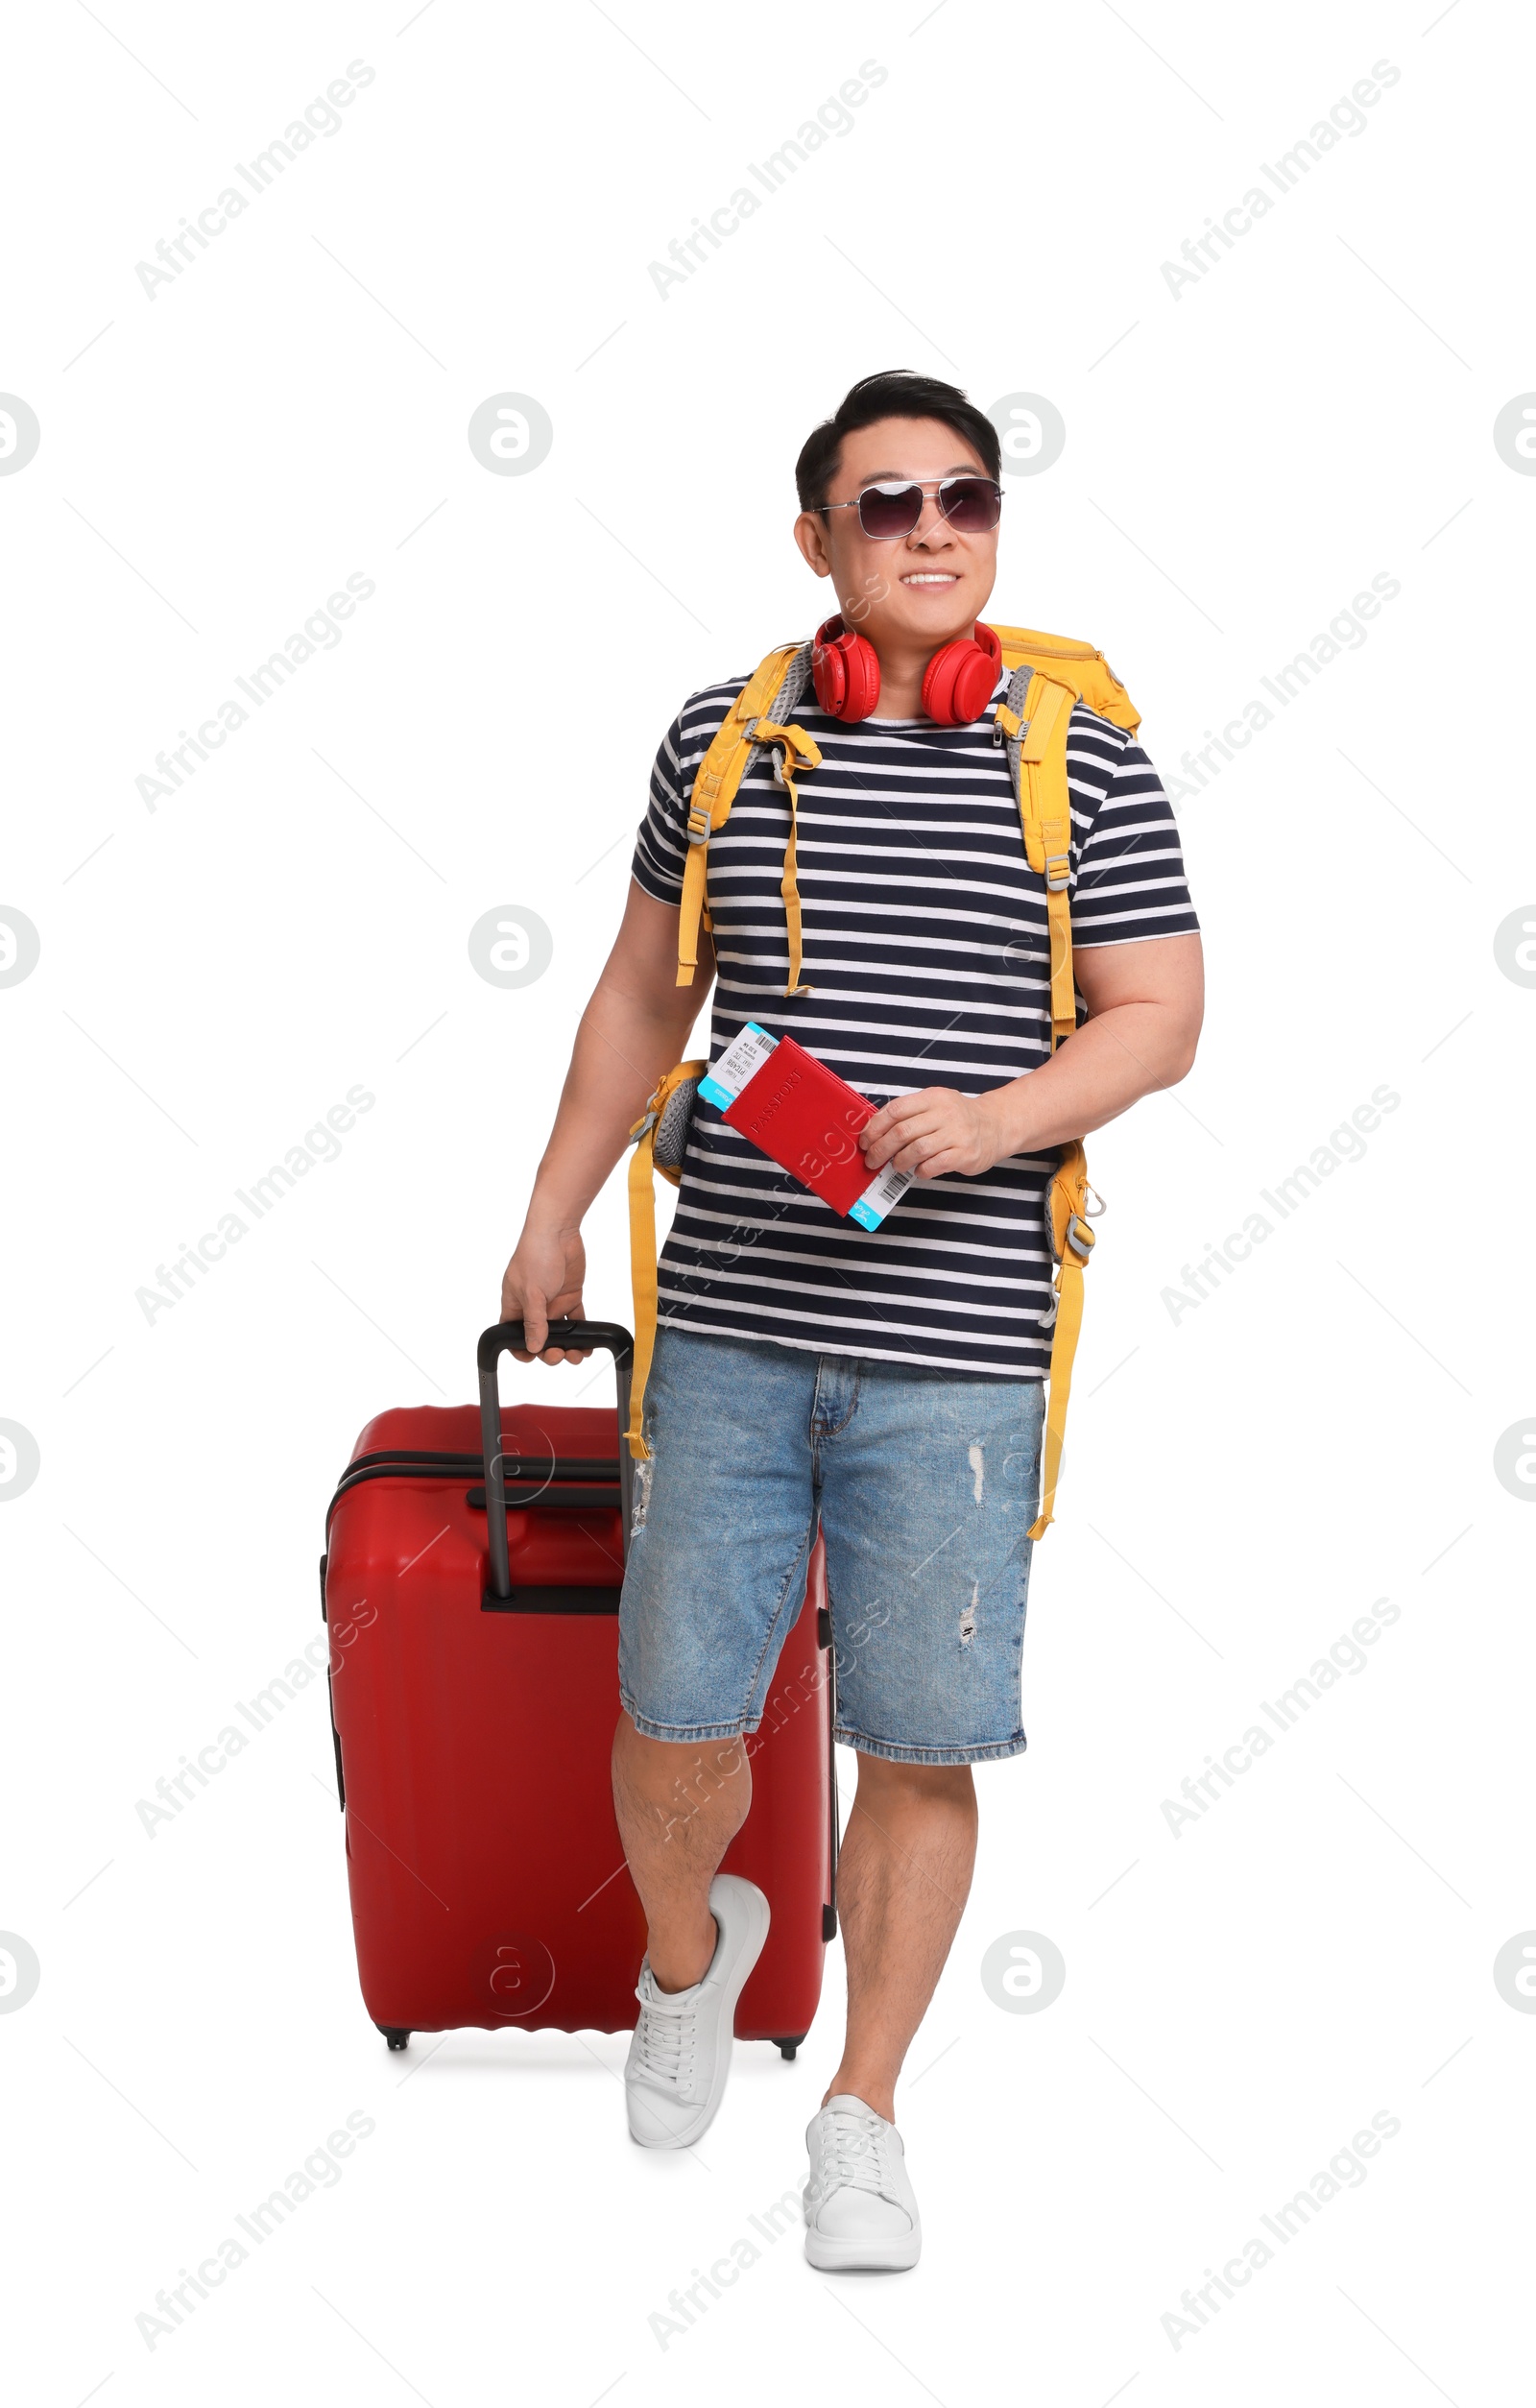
[632,1980,699,2097]
[813,2107,894,2201]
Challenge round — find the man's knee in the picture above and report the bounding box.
[614,1716,753,1826]
[853,1753,975,1810]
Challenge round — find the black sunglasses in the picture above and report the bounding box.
[821,475,1003,541]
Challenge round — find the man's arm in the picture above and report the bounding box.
[499,883,711,1361]
[858,930,1204,1180]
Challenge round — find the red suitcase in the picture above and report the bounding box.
[321,1320,838,2057]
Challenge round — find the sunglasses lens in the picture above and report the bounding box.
[856,482,924,538]
[939,477,1002,532]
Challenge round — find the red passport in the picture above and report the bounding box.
[723,1036,879,1216]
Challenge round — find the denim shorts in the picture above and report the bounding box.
[616,1326,1046,1767]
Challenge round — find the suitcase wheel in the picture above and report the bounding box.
[772,2036,805,2060]
[376,2026,411,2052]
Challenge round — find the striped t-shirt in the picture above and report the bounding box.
[631,661,1198,1379]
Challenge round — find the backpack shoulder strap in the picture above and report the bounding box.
[1027,1143,1101,1538]
[625,1058,707,1460]
[991,628,1140,1052]
[996,669,1080,1053]
[987,624,1137,1538]
[676,642,808,989]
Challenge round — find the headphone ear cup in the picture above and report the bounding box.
[922,622,1002,725]
[921,639,972,725]
[811,626,849,716]
[839,631,881,720]
[948,641,1003,724]
[812,616,881,721]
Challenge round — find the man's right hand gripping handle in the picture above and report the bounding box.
[498,1223,591,1362]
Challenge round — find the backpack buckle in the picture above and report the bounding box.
[748,720,796,788]
[1066,1214,1094,1262]
[741,716,790,783]
[685,802,710,845]
[1044,852,1071,892]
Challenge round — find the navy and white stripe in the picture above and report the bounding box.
[632,665,1198,1379]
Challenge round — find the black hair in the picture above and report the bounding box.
[794,370,1000,512]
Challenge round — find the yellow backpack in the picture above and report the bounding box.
[629,624,1140,1539]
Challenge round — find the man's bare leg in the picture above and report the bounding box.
[821,1755,978,2121]
[611,1710,753,1991]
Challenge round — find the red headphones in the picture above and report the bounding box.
[810,615,1002,726]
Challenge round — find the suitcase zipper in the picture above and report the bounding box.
[325,1452,619,1529]
[344,1448,619,1477]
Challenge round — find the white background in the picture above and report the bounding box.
[3,0,1532,2400]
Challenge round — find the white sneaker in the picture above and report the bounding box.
[624,1873,770,2151]
[804,2094,922,2271]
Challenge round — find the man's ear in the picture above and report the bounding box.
[793,510,833,579]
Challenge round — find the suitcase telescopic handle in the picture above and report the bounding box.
[476,1320,636,1603]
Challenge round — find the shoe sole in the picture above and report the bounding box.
[804,2223,922,2273]
[627,1881,772,2152]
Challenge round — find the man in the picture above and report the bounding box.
[500,370,1202,2271]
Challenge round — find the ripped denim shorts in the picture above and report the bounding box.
[617,1325,1046,1766]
